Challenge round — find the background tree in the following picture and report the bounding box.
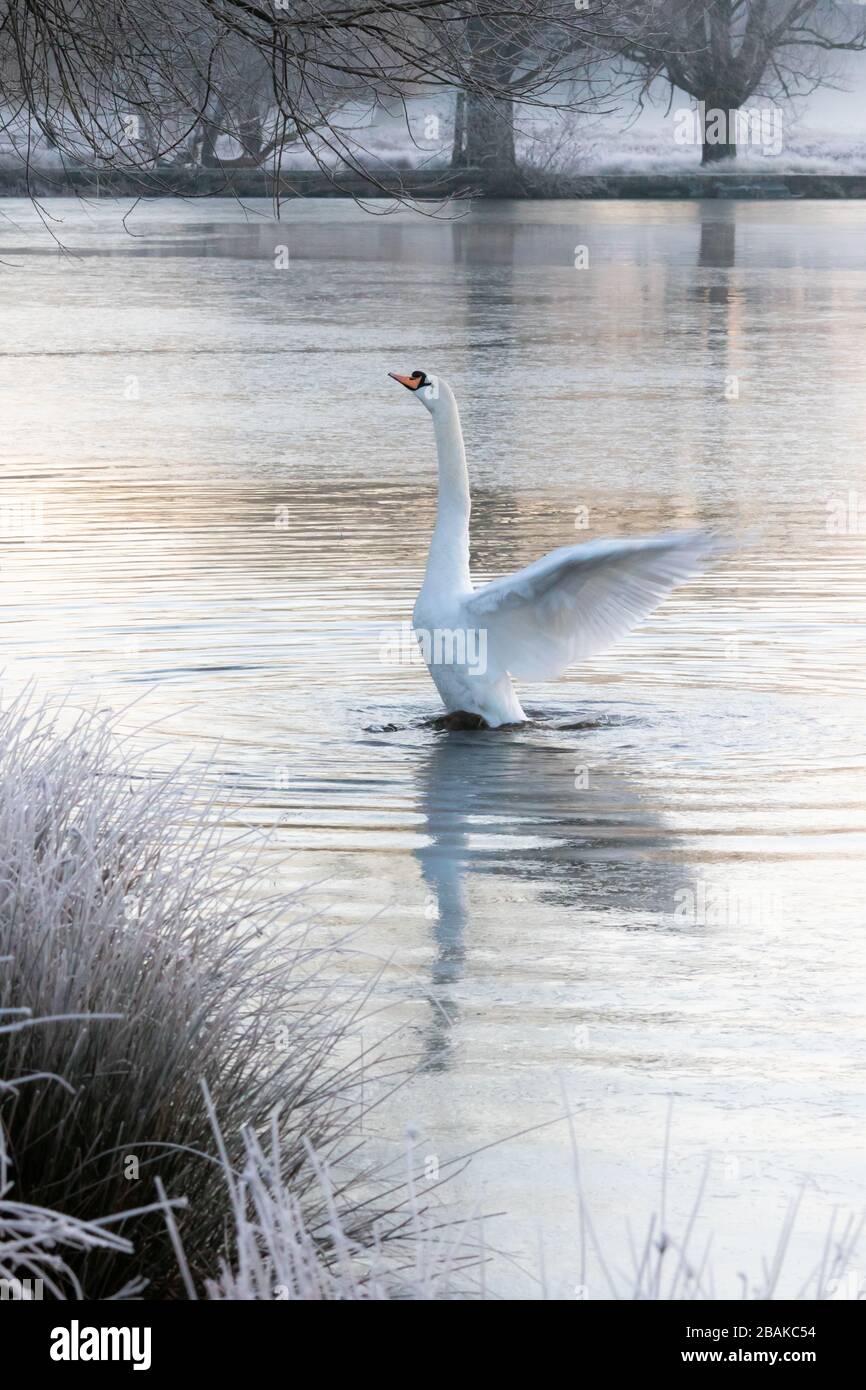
[612,0,866,164]
[450,2,628,177]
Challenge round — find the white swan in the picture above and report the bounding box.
[389,369,716,729]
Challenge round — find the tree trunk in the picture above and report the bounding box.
[452,16,518,184]
[701,96,738,165]
[462,90,515,173]
[141,112,159,166]
[702,133,737,164]
[200,107,221,168]
[451,89,466,168]
[239,114,263,161]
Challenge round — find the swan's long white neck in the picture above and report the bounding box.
[426,384,471,590]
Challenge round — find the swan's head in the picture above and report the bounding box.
[388,369,443,415]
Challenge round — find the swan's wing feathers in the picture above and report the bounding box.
[464,530,717,681]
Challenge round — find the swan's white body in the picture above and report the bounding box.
[395,371,715,728]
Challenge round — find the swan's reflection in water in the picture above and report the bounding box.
[413,721,689,1071]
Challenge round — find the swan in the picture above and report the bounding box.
[389,369,717,729]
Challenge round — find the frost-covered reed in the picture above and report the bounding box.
[0,689,450,1299]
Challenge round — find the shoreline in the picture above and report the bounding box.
[1,165,865,200]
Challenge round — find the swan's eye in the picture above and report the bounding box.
[411,371,427,388]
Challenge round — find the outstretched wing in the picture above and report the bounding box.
[463,530,718,681]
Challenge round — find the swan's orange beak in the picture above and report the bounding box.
[389,371,423,391]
